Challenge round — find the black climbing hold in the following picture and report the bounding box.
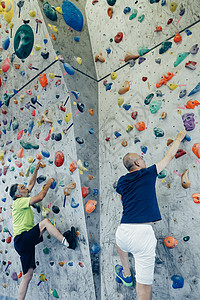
[183,236,190,242]
[75,137,84,144]
[37,175,46,184]
[77,103,85,112]
[52,205,60,214]
[41,51,49,59]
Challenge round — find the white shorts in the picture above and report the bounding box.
[116,223,157,285]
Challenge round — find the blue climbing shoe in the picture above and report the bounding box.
[115,264,133,287]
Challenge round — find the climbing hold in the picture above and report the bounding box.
[138,57,146,64]
[114,32,123,43]
[51,133,62,141]
[190,44,199,55]
[111,72,117,80]
[158,170,167,178]
[2,36,10,50]
[140,145,147,154]
[41,149,50,158]
[118,81,130,95]
[192,143,200,159]
[2,56,10,73]
[20,140,39,150]
[43,2,57,21]
[174,32,182,43]
[40,110,52,124]
[51,289,59,298]
[154,26,162,32]
[138,46,149,56]
[167,83,178,90]
[123,104,131,111]
[43,247,50,254]
[6,236,11,243]
[126,125,133,133]
[131,111,138,119]
[174,52,190,67]
[182,113,195,131]
[185,100,200,109]
[14,24,34,59]
[150,100,162,114]
[155,58,161,64]
[86,200,97,213]
[52,205,60,214]
[170,2,177,12]
[64,63,75,75]
[164,236,178,248]
[142,77,147,82]
[124,6,131,14]
[17,130,23,140]
[161,112,167,119]
[129,9,137,20]
[76,57,82,65]
[37,175,46,184]
[16,148,24,158]
[179,89,187,98]
[154,127,164,137]
[124,53,139,62]
[82,187,90,198]
[181,169,191,189]
[138,14,145,22]
[71,198,79,208]
[50,181,57,189]
[95,53,105,63]
[159,41,172,54]
[64,113,72,123]
[64,182,76,196]
[75,137,84,144]
[171,275,184,289]
[121,140,128,147]
[62,0,83,31]
[39,74,48,89]
[15,161,22,168]
[175,149,186,158]
[118,97,124,106]
[56,7,62,13]
[188,82,200,97]
[77,103,85,112]
[135,121,145,131]
[29,10,36,17]
[74,36,80,42]
[185,61,197,70]
[55,151,64,167]
[107,7,113,18]
[89,109,94,115]
[183,236,190,241]
[91,243,101,254]
[144,93,154,105]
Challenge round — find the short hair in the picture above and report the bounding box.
[123,153,135,171]
[10,184,19,200]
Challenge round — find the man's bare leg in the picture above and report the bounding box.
[18,268,33,300]
[136,282,152,300]
[116,245,131,276]
[39,218,64,242]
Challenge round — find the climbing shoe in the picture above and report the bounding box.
[115,264,133,287]
[63,226,76,250]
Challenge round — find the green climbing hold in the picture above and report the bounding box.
[154,127,164,137]
[149,100,162,114]
[138,14,145,22]
[138,46,149,56]
[12,117,19,131]
[144,93,154,105]
[43,247,50,254]
[158,169,167,178]
[174,52,190,67]
[52,289,59,298]
[30,164,36,174]
[58,180,65,187]
[10,167,15,171]
[20,140,39,150]
[129,9,138,20]
[107,0,116,6]
[159,41,172,54]
[43,2,57,21]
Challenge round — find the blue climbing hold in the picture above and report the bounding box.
[123,104,131,111]
[114,131,121,138]
[2,36,10,50]
[183,134,191,142]
[74,36,80,42]
[106,83,112,91]
[91,243,101,254]
[64,63,75,75]
[50,181,57,189]
[140,145,147,154]
[62,0,84,32]
[71,198,79,208]
[89,128,94,134]
[41,149,50,158]
[28,120,34,135]
[93,189,99,195]
[106,48,111,54]
[124,7,131,14]
[185,29,192,36]
[2,198,6,203]
[71,91,79,99]
[188,82,200,97]
[171,275,184,289]
[161,0,166,6]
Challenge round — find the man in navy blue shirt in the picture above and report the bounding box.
[115,130,186,300]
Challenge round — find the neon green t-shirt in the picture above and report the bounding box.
[12,197,35,237]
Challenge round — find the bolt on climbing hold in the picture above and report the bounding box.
[181,169,190,189]
[164,236,178,248]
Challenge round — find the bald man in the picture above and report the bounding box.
[115,130,186,300]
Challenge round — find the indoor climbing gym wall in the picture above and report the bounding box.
[86,1,200,300]
[0,1,96,299]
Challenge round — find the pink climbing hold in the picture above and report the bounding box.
[2,56,10,73]
[15,161,22,168]
[17,130,23,140]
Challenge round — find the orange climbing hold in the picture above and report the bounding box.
[156,72,174,88]
[154,26,162,32]
[39,73,48,89]
[192,193,200,204]
[95,53,105,63]
[174,32,182,43]
[69,161,77,173]
[107,7,113,18]
[185,100,200,109]
[192,143,200,159]
[135,121,145,131]
[124,53,139,62]
[118,81,130,95]
[85,200,97,213]
[89,109,94,115]
[16,148,24,158]
[167,139,173,146]
[35,153,42,160]
[164,236,178,248]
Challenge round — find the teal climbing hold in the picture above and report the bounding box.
[138,46,149,56]
[43,247,50,254]
[20,140,39,150]
[149,100,162,114]
[129,9,138,20]
[159,41,172,54]
[107,0,116,6]
[144,93,154,105]
[138,14,145,22]
[43,2,57,21]
[174,52,190,67]
[154,127,164,137]
[158,169,167,178]
[12,117,19,131]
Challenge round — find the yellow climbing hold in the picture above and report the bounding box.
[39,274,46,282]
[169,2,177,12]
[28,157,34,163]
[167,83,178,90]
[52,26,58,33]
[56,7,63,14]
[9,22,13,29]
[126,125,133,133]
[111,72,117,80]
[42,206,50,218]
[25,166,30,177]
[64,113,72,123]
[35,45,41,51]
[118,97,124,106]
[76,57,82,65]
[48,73,55,79]
[0,0,14,24]
[29,10,36,17]
[77,159,88,172]
[0,69,2,74]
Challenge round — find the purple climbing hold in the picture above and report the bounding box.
[62,1,84,32]
[190,44,199,54]
[138,57,146,64]
[11,272,18,281]
[182,113,195,131]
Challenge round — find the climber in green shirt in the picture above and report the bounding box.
[10,161,77,300]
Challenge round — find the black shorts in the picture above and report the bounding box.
[14,224,43,275]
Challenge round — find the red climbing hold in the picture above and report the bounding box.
[114,32,123,43]
[142,77,147,82]
[82,187,90,198]
[131,111,138,120]
[54,151,64,167]
[31,110,36,116]
[15,161,22,168]
[6,236,11,243]
[167,18,173,25]
[17,130,23,140]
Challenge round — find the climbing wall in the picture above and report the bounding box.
[0,1,96,299]
[86,1,200,299]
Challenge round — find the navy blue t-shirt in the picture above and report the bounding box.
[116,164,162,223]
